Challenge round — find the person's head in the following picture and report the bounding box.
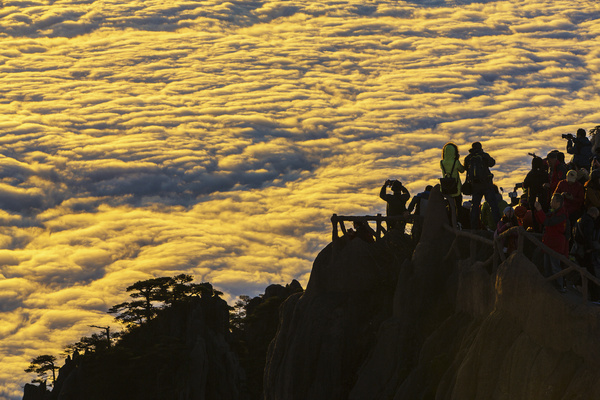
[532,156,545,170]
[514,205,527,219]
[425,185,433,192]
[579,168,590,182]
[472,142,482,151]
[546,151,557,167]
[442,142,459,160]
[503,206,514,219]
[566,169,577,183]
[391,180,403,192]
[577,128,587,138]
[588,207,600,219]
[551,193,564,210]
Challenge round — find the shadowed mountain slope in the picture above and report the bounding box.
[265,186,600,400]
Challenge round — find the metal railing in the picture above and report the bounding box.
[330,213,423,242]
[443,223,600,303]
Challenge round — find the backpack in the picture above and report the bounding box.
[440,160,458,195]
[468,153,491,184]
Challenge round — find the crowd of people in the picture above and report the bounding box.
[379,127,600,300]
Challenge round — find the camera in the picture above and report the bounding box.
[509,183,523,199]
[562,133,575,140]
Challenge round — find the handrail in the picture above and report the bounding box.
[443,224,600,304]
[331,213,423,242]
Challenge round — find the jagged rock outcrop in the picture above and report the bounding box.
[263,225,414,399]
[265,186,600,399]
[45,294,245,400]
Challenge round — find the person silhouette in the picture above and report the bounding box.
[464,142,500,230]
[380,179,410,231]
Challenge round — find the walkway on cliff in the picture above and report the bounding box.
[331,188,600,304]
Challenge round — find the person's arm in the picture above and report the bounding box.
[567,138,575,155]
[380,183,388,201]
[407,196,418,214]
[485,153,496,168]
[400,185,410,202]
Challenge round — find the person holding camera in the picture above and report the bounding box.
[565,128,593,170]
[380,179,410,231]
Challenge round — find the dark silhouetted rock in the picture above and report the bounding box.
[22,382,49,400]
[50,295,246,400]
[264,227,412,400]
[266,185,600,399]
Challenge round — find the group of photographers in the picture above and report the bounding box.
[379,127,600,298]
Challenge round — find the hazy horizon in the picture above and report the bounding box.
[1,0,600,398]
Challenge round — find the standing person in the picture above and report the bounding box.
[534,194,569,293]
[584,169,600,210]
[547,150,568,195]
[380,179,410,231]
[407,185,433,217]
[481,185,509,231]
[495,206,520,256]
[566,128,593,170]
[464,142,500,230]
[573,207,600,301]
[554,169,585,229]
[523,155,550,232]
[440,142,465,214]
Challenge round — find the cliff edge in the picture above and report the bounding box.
[264,186,600,400]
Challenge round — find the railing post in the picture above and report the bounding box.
[376,213,382,239]
[331,214,338,242]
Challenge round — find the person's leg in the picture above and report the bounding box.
[470,191,483,229]
[483,186,501,226]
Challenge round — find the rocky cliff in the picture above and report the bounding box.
[264,186,600,400]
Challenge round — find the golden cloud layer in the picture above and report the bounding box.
[1,0,599,397]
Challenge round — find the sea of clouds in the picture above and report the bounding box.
[1,0,599,397]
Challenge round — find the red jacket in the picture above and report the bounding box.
[554,180,584,216]
[535,207,569,255]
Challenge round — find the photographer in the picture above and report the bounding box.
[380,179,410,230]
[565,128,593,170]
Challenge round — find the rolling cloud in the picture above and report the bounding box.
[1,0,600,398]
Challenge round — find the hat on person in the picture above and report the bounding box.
[472,142,482,150]
[514,205,527,218]
[567,169,577,183]
[503,206,514,218]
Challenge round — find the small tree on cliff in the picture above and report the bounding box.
[25,355,59,386]
[108,275,215,327]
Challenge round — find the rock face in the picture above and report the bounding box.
[264,226,413,400]
[264,186,600,399]
[45,294,246,400]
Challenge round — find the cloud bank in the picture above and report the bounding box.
[1,0,600,397]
